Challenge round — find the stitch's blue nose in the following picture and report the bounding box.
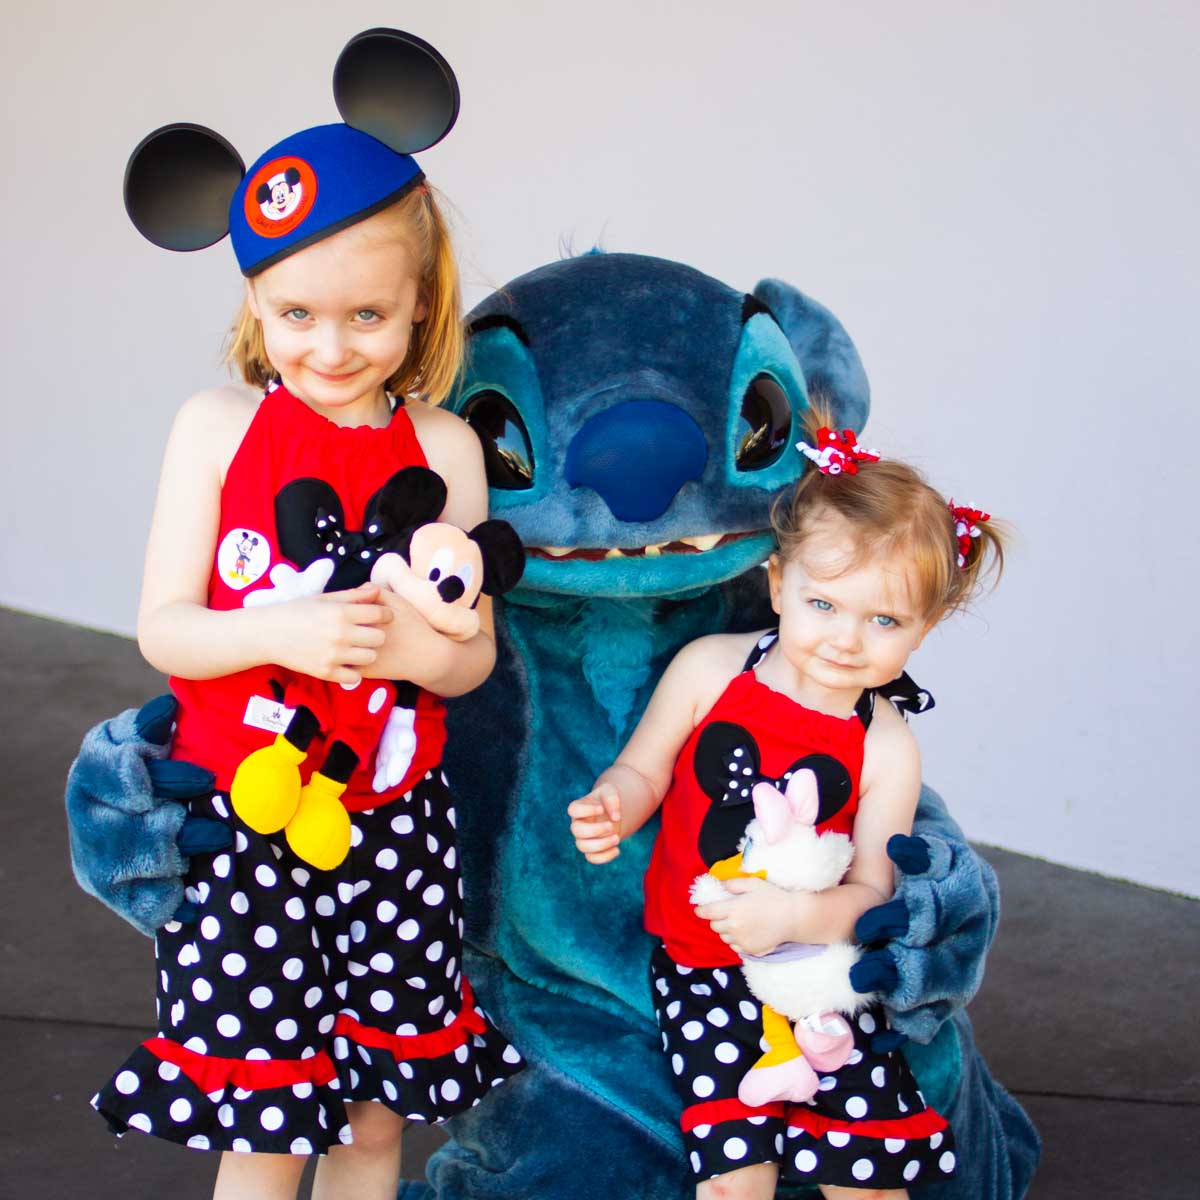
[565,400,708,522]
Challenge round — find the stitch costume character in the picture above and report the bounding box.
[88,30,522,1177]
[68,254,1038,1197]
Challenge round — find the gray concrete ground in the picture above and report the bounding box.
[1,607,1197,1198]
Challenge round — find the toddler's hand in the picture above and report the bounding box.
[272,583,393,685]
[567,783,622,864]
[695,876,801,957]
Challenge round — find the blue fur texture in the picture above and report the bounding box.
[65,252,1037,1196]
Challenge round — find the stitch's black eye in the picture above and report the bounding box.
[460,390,534,490]
[735,374,791,471]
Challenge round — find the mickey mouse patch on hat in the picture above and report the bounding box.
[245,157,318,238]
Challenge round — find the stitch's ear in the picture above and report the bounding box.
[333,28,460,154]
[124,124,245,251]
[371,467,448,533]
[750,280,870,434]
[469,520,525,596]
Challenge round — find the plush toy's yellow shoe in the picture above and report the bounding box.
[230,734,306,833]
[285,771,352,871]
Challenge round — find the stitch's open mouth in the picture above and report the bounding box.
[526,531,761,561]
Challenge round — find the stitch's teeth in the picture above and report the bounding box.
[680,534,723,552]
[604,548,626,559]
[541,546,574,557]
[643,543,664,557]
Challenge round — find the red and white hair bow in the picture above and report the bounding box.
[796,427,880,475]
[950,501,990,568]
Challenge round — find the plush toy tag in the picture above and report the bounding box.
[243,695,296,735]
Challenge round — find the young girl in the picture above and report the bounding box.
[93,33,522,1200]
[569,419,1004,1199]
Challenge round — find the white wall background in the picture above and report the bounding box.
[3,1,1196,895]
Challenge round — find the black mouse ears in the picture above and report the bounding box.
[123,28,460,253]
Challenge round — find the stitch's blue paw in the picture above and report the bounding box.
[851,947,899,994]
[65,694,225,937]
[855,895,909,943]
[887,831,931,875]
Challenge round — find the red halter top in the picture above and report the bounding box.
[170,384,447,810]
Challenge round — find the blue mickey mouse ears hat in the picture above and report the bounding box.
[124,29,459,276]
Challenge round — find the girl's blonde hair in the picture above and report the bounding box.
[225,184,463,405]
[772,402,1006,624]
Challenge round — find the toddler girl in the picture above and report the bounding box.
[92,30,522,1200]
[569,417,1003,1199]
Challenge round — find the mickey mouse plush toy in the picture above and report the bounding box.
[231,465,523,870]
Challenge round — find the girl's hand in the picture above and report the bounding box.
[695,877,812,958]
[270,583,394,685]
[567,783,622,864]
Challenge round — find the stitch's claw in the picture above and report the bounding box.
[888,832,931,875]
[856,895,909,944]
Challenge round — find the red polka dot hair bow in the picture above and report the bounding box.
[950,502,990,568]
[795,427,881,475]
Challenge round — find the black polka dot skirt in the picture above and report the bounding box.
[93,771,523,1154]
[651,943,956,1188]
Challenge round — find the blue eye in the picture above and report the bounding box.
[873,615,898,627]
[284,308,309,321]
[809,598,833,612]
[356,310,381,323]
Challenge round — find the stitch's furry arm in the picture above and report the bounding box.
[851,785,1000,1046]
[65,695,227,937]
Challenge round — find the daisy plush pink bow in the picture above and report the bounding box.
[795,427,881,475]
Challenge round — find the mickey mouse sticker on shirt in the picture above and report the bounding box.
[243,155,317,238]
[217,527,270,589]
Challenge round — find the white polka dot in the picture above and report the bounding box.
[254,925,278,949]
[186,1135,209,1150]
[351,920,367,943]
[689,1152,702,1173]
[928,1131,943,1150]
[368,686,389,714]
[170,998,186,1026]
[426,940,444,962]
[176,943,199,967]
[405,868,423,889]
[681,1020,704,1041]
[231,1137,252,1153]
[397,919,420,941]
[260,1106,284,1131]
[671,1053,684,1075]
[846,1048,863,1066]
[428,995,446,1017]
[246,1047,270,1061]
[291,867,310,887]
[747,1116,768,1126]
[212,854,231,879]
[693,1124,711,1139]
[666,1000,681,1019]
[940,1151,956,1173]
[391,814,414,835]
[283,957,304,981]
[827,1130,851,1148]
[423,884,445,907]
[276,1019,299,1041]
[200,916,221,940]
[376,848,398,870]
[290,1137,313,1154]
[285,897,305,920]
[230,891,250,915]
[441,1078,461,1101]
[898,1095,909,1112]
[158,1061,180,1082]
[739,1001,758,1020]
[169,1098,192,1123]
[426,833,440,856]
[795,1149,818,1172]
[845,1096,868,1118]
[852,1158,875,1181]
[690,983,712,997]
[692,1075,715,1098]
[249,986,273,1009]
[221,953,246,977]
[304,986,322,1008]
[904,1160,921,1181]
[371,990,394,1013]
[885,1138,905,1154]
[858,1011,876,1034]
[212,1013,241,1040]
[350,824,364,848]
[706,1007,730,1027]
[872,1065,887,1087]
[348,960,368,977]
[714,1042,740,1064]
[443,846,457,870]
[115,1070,139,1095]
[712,969,728,988]
[255,864,277,888]
[218,1104,234,1127]
[292,1082,313,1100]
[723,1137,748,1161]
[127,1113,152,1133]
[335,934,350,954]
[191,978,212,1002]
[315,894,336,917]
[183,1036,207,1054]
[818,1075,838,1091]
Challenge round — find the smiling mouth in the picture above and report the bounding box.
[526,531,759,561]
